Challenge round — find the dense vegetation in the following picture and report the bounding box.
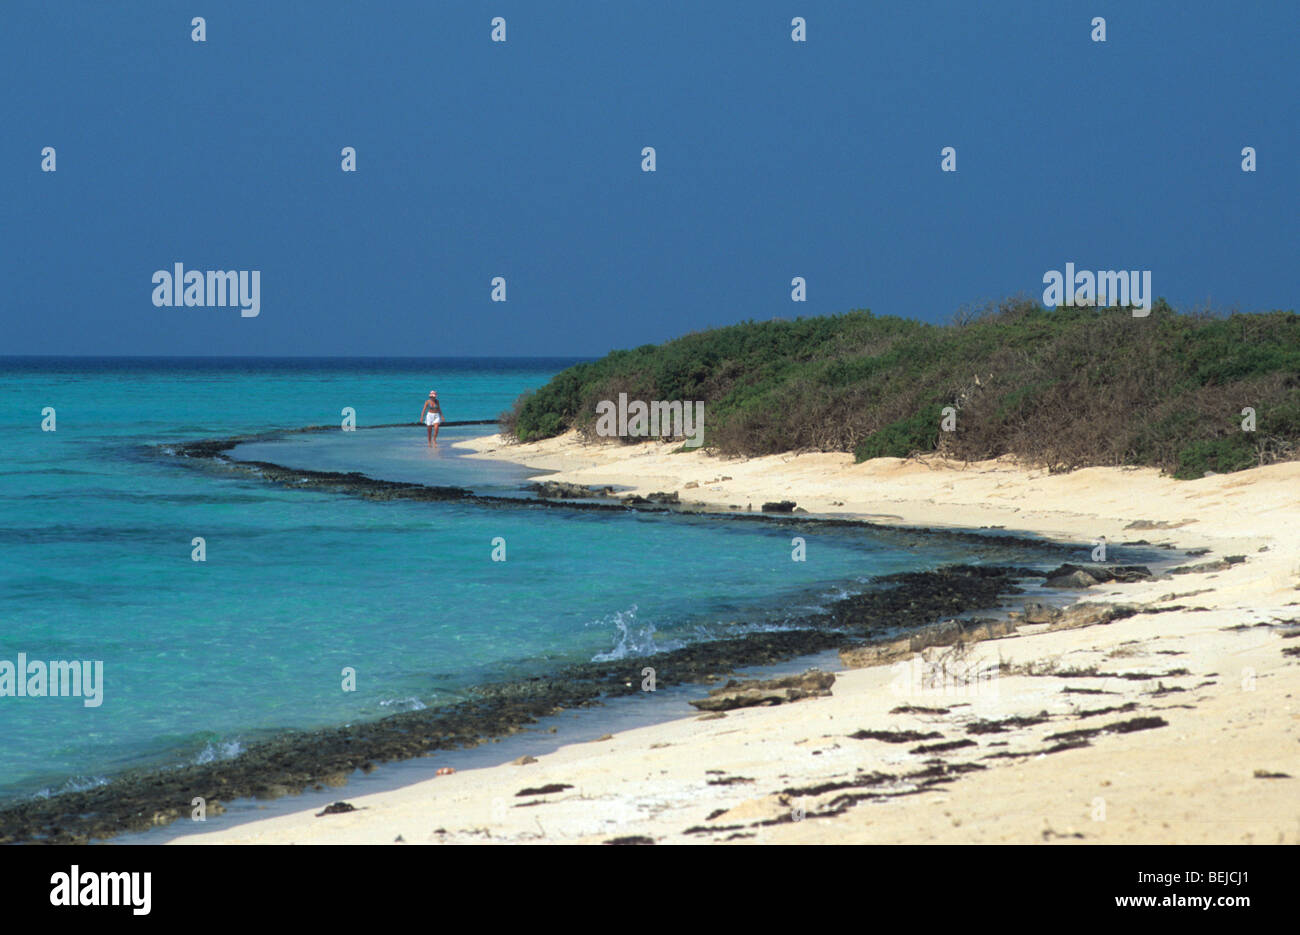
[501,298,1300,478]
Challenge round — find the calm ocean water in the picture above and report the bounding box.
[1,357,1018,803]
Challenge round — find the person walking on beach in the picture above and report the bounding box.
[418,390,444,446]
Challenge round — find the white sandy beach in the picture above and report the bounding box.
[174,435,1300,845]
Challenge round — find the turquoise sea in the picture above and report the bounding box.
[1,358,1042,805]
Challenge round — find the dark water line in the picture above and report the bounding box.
[148,424,1122,554]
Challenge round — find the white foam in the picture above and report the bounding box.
[589,605,685,662]
[193,740,245,765]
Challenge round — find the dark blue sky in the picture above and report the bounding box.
[4,1,1296,357]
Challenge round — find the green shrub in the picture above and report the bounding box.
[504,302,1300,477]
[1173,437,1258,479]
[854,411,940,460]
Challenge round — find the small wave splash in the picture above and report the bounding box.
[194,740,245,765]
[378,697,428,712]
[589,605,684,662]
[33,776,109,799]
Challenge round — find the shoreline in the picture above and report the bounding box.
[1,558,1064,845]
[175,432,1300,844]
[121,647,849,844]
[0,428,1086,845]
[5,426,1295,845]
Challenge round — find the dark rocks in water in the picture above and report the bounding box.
[530,481,614,500]
[604,835,655,845]
[690,669,835,711]
[226,459,476,503]
[172,437,242,458]
[1046,569,1099,588]
[315,801,357,816]
[622,490,679,505]
[532,481,584,499]
[516,783,573,797]
[1043,563,1152,588]
[761,500,797,513]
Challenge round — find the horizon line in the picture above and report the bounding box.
[0,354,598,360]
